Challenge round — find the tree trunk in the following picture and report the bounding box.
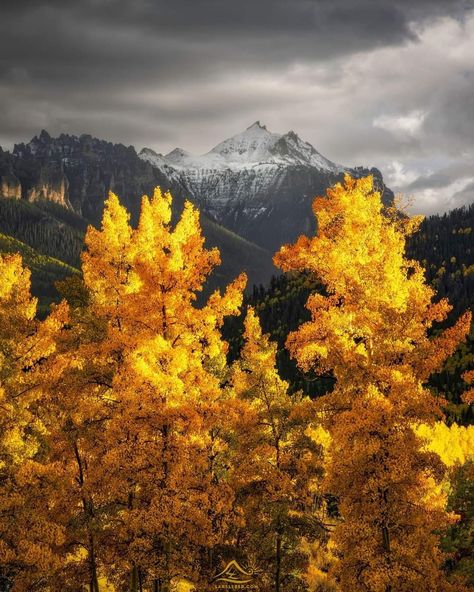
[382,487,392,592]
[275,531,282,592]
[73,440,100,592]
[130,565,138,592]
[89,533,100,592]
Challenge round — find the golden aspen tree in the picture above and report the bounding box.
[40,312,115,592]
[60,189,246,592]
[38,198,136,592]
[230,308,324,592]
[0,254,66,592]
[274,175,472,592]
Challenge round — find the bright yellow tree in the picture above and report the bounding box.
[54,188,246,592]
[0,254,66,592]
[274,175,472,592]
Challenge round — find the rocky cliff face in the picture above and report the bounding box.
[0,148,21,199]
[140,121,393,251]
[1,130,177,224]
[0,172,21,200]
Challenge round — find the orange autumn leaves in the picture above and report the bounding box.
[45,189,247,592]
[0,178,472,592]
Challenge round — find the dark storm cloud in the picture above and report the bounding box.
[0,0,473,213]
[0,0,469,92]
[407,173,456,192]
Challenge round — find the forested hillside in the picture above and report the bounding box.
[407,203,474,322]
[0,232,78,315]
[0,196,275,296]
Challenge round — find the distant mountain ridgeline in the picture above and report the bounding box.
[0,131,277,292]
[0,130,174,223]
[0,123,394,266]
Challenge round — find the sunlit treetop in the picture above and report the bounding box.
[81,187,246,359]
[274,174,471,385]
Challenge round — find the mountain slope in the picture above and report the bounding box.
[0,197,86,266]
[0,232,79,314]
[0,132,276,291]
[140,121,394,251]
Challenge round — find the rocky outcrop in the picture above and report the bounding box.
[0,172,21,199]
[26,163,71,208]
[0,147,21,199]
[4,130,178,224]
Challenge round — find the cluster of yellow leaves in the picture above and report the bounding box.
[416,422,474,467]
[302,538,339,592]
[0,254,67,590]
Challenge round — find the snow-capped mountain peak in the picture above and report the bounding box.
[271,130,343,171]
[139,146,168,168]
[206,121,281,166]
[136,122,389,252]
[140,122,345,172]
[140,147,162,158]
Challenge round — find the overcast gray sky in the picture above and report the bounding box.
[1,0,473,214]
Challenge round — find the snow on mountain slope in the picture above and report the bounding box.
[138,122,391,252]
[141,121,345,172]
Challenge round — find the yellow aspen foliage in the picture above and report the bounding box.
[274,175,472,592]
[415,422,474,467]
[44,188,246,592]
[0,254,67,592]
[230,308,324,592]
[302,538,338,592]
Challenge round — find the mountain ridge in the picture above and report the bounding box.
[139,121,393,251]
[0,124,393,289]
[0,132,277,291]
[140,120,345,172]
